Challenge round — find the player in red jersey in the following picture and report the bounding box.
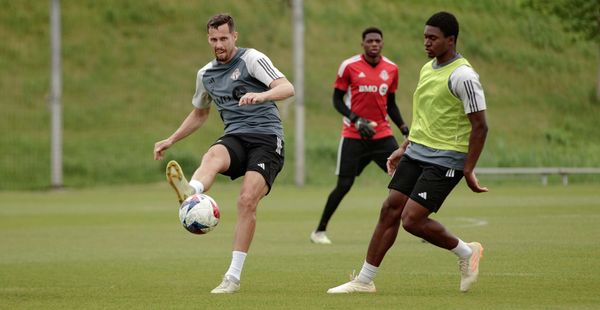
[310,27,409,244]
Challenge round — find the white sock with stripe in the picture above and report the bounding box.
[225,251,247,282]
[357,261,378,284]
[189,179,204,194]
[451,239,473,258]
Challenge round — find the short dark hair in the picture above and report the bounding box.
[426,11,459,41]
[206,13,235,33]
[362,27,383,40]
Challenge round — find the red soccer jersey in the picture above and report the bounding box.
[334,54,398,139]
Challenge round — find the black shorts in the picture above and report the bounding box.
[388,155,463,212]
[336,136,399,177]
[213,133,284,194]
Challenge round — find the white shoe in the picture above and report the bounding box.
[210,275,240,294]
[166,160,195,204]
[327,276,376,294]
[459,242,484,292]
[310,231,332,244]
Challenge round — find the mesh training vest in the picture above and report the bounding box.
[410,58,472,153]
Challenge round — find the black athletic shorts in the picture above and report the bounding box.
[213,133,284,194]
[337,136,399,177]
[388,155,463,212]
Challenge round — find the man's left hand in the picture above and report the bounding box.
[239,92,266,105]
[464,171,488,193]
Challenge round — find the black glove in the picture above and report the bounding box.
[355,117,376,139]
[400,125,409,138]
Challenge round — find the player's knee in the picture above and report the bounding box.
[237,192,259,215]
[201,146,229,168]
[201,151,219,165]
[401,213,421,235]
[380,199,403,222]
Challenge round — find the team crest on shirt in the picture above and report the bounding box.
[379,83,388,96]
[230,68,241,80]
[379,70,389,81]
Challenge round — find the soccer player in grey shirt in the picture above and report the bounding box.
[153,14,294,294]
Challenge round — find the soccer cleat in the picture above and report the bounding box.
[310,231,332,244]
[210,275,240,294]
[166,160,195,204]
[459,242,484,292]
[327,276,376,294]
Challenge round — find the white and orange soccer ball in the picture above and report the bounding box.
[179,193,220,234]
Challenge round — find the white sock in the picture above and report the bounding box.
[225,251,247,282]
[189,179,204,194]
[357,261,378,284]
[451,239,473,258]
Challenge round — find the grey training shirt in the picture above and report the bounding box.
[192,48,286,140]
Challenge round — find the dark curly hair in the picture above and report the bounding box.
[426,12,459,42]
[362,27,383,40]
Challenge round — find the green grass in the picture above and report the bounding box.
[1,0,599,189]
[1,182,599,309]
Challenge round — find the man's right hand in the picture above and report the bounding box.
[386,147,405,176]
[355,117,377,139]
[464,171,489,193]
[154,139,173,160]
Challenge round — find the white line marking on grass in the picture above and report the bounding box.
[402,271,540,277]
[537,214,600,219]
[454,217,488,228]
[489,272,541,277]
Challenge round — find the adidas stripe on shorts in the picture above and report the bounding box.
[388,155,463,212]
[213,133,284,195]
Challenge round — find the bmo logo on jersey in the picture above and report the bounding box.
[359,85,378,93]
[358,83,389,96]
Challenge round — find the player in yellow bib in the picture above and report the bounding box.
[328,11,488,294]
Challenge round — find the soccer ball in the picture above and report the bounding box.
[179,193,220,234]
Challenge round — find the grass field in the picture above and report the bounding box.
[1,182,599,309]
